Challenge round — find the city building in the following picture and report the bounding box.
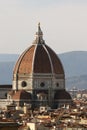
[7,23,72,109]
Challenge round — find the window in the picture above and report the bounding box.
[40,82,45,87]
[21,81,27,87]
[56,83,59,87]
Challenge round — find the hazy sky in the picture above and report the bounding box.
[0,0,87,54]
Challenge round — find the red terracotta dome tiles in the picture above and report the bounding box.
[14,45,35,74]
[45,45,64,74]
[12,90,32,100]
[33,45,52,73]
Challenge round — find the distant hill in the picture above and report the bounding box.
[0,54,19,84]
[59,51,87,90]
[59,51,87,77]
[0,51,87,90]
[65,75,87,90]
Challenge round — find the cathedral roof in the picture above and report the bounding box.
[12,90,32,100]
[54,90,72,100]
[13,23,64,75]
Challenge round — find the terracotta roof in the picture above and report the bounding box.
[12,90,32,100]
[54,90,72,100]
[13,45,35,74]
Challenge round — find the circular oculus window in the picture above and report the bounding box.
[21,81,27,87]
[40,82,45,87]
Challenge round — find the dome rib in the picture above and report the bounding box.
[32,44,38,74]
[45,44,65,75]
[42,44,54,74]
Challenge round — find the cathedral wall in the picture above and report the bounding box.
[13,73,65,93]
[32,73,65,89]
[13,74,33,91]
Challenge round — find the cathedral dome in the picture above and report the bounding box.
[11,23,72,109]
[13,23,64,76]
